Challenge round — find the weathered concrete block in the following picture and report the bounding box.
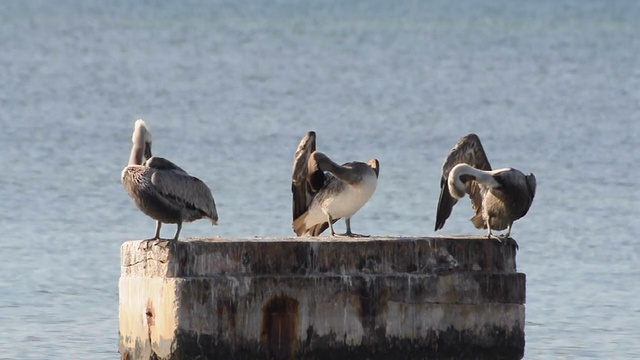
[119,237,525,360]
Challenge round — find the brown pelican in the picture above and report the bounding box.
[434,134,536,244]
[121,119,218,244]
[291,131,379,237]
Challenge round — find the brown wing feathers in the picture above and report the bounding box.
[435,134,492,231]
[291,131,316,222]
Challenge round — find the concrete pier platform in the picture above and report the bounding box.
[119,236,525,360]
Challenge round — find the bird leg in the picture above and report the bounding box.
[173,222,182,241]
[154,221,162,239]
[503,223,519,250]
[155,222,182,248]
[486,221,519,250]
[504,223,512,238]
[328,214,337,236]
[140,221,182,250]
[139,221,163,250]
[486,218,503,242]
[336,218,370,238]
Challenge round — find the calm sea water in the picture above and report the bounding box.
[1,1,638,359]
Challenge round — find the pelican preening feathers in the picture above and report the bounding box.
[434,134,536,243]
[121,120,218,243]
[291,131,380,237]
[120,124,535,245]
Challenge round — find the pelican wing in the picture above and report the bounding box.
[292,131,317,222]
[521,174,536,217]
[150,168,218,221]
[525,173,537,200]
[435,134,492,230]
[434,176,458,231]
[519,172,537,218]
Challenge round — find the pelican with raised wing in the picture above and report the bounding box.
[121,119,218,243]
[291,131,379,237]
[434,133,536,244]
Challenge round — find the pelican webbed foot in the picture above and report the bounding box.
[335,218,370,237]
[139,238,178,251]
[486,233,519,250]
[500,224,519,250]
[154,239,177,249]
[143,223,182,248]
[335,231,370,238]
[486,220,506,243]
[487,233,503,242]
[138,221,165,250]
[486,221,500,242]
[139,236,161,251]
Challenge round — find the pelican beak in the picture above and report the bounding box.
[368,159,380,177]
[144,142,153,160]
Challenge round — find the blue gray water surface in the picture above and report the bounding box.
[1,1,639,359]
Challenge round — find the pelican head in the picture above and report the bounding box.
[448,177,467,199]
[127,119,154,166]
[132,119,153,160]
[132,119,151,142]
[448,163,475,199]
[367,158,380,177]
[448,163,502,200]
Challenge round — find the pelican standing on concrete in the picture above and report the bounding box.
[291,131,379,237]
[121,119,218,244]
[434,134,536,244]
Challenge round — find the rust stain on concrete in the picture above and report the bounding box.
[145,299,155,327]
[261,295,300,360]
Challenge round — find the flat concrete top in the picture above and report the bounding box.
[157,235,494,243]
[121,236,518,278]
